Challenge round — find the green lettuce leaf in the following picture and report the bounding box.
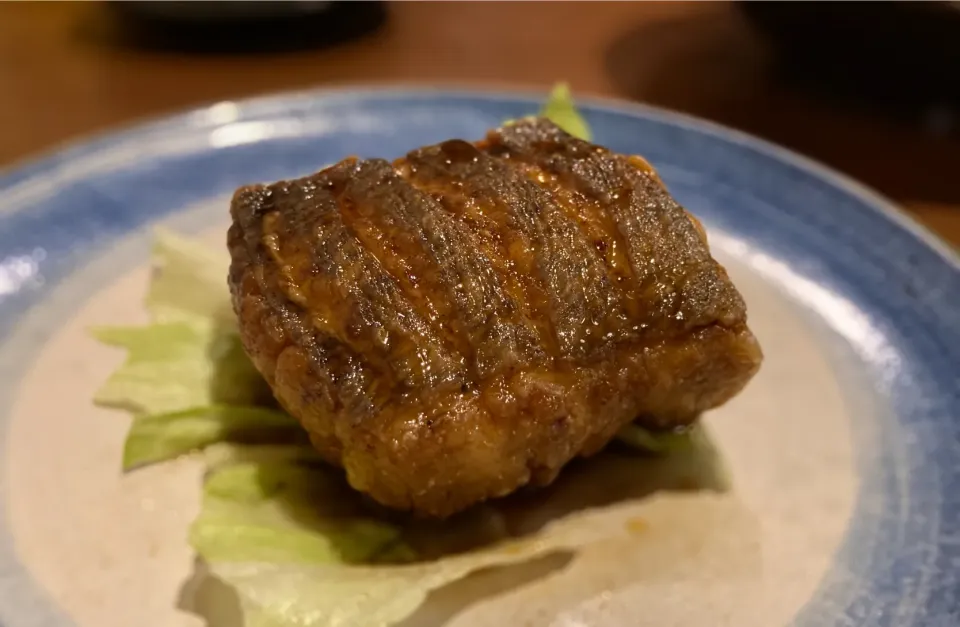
[92,323,268,415]
[192,460,411,566]
[93,229,274,466]
[616,423,698,455]
[146,228,235,325]
[206,520,591,627]
[187,432,731,627]
[539,82,592,141]
[123,406,301,470]
[92,228,265,417]
[203,442,325,470]
[192,445,643,627]
[504,82,592,141]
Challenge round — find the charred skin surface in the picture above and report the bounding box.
[228,119,763,517]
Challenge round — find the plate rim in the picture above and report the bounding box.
[0,82,956,271]
[0,83,957,627]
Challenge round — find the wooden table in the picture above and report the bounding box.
[2,1,958,245]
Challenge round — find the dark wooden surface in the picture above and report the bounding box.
[2,1,958,244]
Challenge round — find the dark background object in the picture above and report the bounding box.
[1,2,958,243]
[738,1,960,118]
[106,1,387,53]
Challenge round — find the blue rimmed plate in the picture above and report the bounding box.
[0,88,957,627]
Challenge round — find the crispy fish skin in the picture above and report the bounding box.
[227,119,762,517]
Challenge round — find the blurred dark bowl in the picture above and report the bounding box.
[111,1,335,22]
[105,1,387,53]
[738,1,960,110]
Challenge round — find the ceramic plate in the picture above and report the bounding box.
[0,88,957,627]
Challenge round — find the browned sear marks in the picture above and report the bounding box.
[227,118,763,517]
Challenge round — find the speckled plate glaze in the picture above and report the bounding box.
[0,88,958,627]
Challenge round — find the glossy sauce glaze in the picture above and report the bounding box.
[227,118,762,516]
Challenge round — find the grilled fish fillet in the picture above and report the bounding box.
[227,118,762,517]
